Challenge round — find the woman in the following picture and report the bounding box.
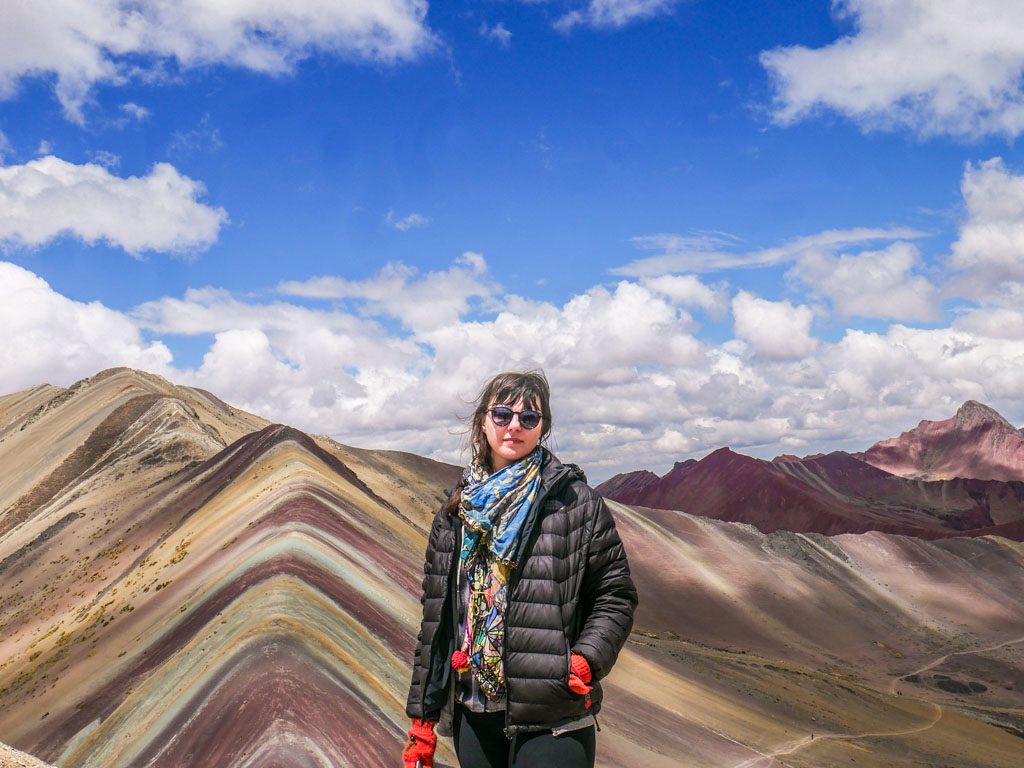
[402,370,638,768]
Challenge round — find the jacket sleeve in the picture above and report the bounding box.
[571,494,638,681]
[405,561,431,719]
[405,508,445,720]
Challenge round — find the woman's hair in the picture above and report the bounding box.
[468,369,553,465]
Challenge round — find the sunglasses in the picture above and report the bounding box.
[489,406,543,430]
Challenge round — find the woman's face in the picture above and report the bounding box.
[483,397,543,472]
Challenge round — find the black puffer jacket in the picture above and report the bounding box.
[406,449,638,734]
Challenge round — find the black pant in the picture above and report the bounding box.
[452,705,596,768]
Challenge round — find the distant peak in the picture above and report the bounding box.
[954,400,1016,432]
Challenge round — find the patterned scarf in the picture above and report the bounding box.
[458,447,543,700]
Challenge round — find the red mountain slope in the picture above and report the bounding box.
[597,447,1024,538]
[855,400,1024,481]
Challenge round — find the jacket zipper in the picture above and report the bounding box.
[503,464,571,740]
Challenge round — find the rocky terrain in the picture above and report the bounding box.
[0,741,57,768]
[0,369,1021,767]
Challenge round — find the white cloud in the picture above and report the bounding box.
[555,0,679,32]
[277,252,490,331]
[480,22,512,47]
[36,140,54,156]
[947,157,1024,303]
[639,274,728,317]
[129,259,712,466]
[385,209,431,231]
[616,227,924,275]
[169,115,223,157]
[953,307,1024,340]
[0,155,227,255]
[760,0,1024,138]
[4,253,1024,479]
[0,261,172,393]
[732,291,818,360]
[120,102,150,122]
[87,149,121,169]
[820,324,1024,409]
[132,286,417,369]
[788,241,940,321]
[0,0,434,122]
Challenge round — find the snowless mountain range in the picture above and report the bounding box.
[597,400,1024,540]
[0,369,1021,767]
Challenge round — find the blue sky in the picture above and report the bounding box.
[3,1,1024,479]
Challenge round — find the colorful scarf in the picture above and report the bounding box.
[458,447,543,700]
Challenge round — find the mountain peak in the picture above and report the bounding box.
[953,400,1017,433]
[858,400,1024,481]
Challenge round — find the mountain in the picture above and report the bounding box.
[597,446,1024,538]
[592,468,661,503]
[0,368,459,768]
[605,499,1024,767]
[1,370,1022,768]
[855,400,1024,481]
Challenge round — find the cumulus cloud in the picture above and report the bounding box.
[953,307,1024,341]
[132,285,418,368]
[277,252,490,331]
[0,0,434,121]
[385,209,431,231]
[132,285,425,422]
[788,241,940,321]
[732,291,818,360]
[616,227,924,275]
[555,0,679,32]
[639,274,728,317]
[7,249,1024,480]
[132,258,712,468]
[0,156,227,255]
[947,157,1024,303]
[760,0,1024,138]
[0,261,172,393]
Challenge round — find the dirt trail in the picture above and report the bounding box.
[729,632,1024,768]
[730,703,943,768]
[888,633,1024,695]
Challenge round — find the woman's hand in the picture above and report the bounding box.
[402,718,437,768]
[567,652,592,695]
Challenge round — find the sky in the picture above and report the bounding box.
[3,0,1024,481]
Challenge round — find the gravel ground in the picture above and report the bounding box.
[0,743,57,768]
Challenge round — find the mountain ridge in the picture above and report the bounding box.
[597,401,1024,539]
[1,370,1022,768]
[854,399,1024,482]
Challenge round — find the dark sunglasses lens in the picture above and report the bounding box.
[519,410,541,429]
[490,407,513,426]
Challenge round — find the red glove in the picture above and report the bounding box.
[568,652,592,696]
[402,718,437,768]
